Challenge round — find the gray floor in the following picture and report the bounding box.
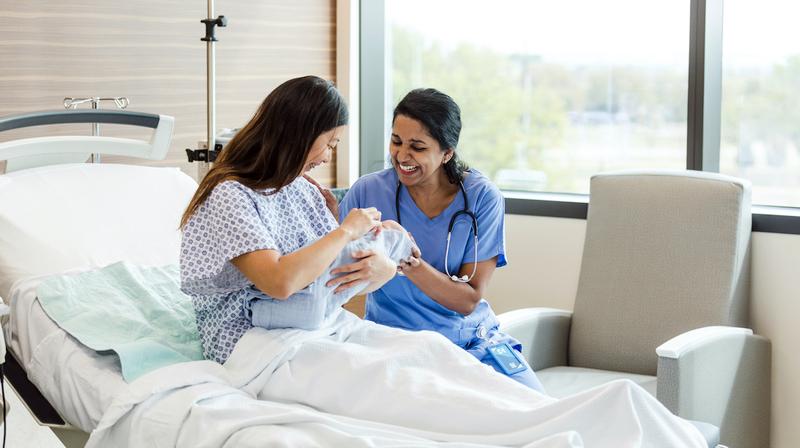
[2,381,64,448]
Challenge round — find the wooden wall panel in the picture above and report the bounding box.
[0,0,337,184]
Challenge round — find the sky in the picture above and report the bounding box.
[388,0,800,68]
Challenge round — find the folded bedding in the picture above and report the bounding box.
[36,262,204,382]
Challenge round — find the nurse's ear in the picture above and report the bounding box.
[442,149,454,165]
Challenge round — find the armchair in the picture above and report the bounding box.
[499,171,770,448]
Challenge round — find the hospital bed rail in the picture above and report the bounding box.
[0,109,174,173]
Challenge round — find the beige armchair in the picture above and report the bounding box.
[499,171,770,448]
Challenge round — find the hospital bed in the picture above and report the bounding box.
[0,109,188,446]
[0,110,720,448]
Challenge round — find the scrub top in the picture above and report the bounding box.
[339,168,507,349]
[340,169,546,392]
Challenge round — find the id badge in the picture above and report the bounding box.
[487,342,528,375]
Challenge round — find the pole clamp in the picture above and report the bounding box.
[201,15,228,42]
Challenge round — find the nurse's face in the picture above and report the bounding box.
[303,125,344,173]
[390,115,452,188]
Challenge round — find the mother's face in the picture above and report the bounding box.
[390,115,453,188]
[303,125,345,173]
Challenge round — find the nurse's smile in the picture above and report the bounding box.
[397,163,419,176]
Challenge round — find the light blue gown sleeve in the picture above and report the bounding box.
[462,183,507,267]
[206,182,278,262]
[181,181,278,295]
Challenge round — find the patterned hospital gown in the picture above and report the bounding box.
[180,178,338,363]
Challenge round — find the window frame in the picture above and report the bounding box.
[358,0,800,235]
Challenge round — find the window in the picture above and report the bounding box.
[386,0,690,194]
[359,0,800,230]
[719,0,800,207]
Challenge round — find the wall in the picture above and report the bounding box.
[0,0,337,185]
[487,214,799,448]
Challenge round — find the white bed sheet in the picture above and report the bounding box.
[87,312,706,448]
[5,276,127,433]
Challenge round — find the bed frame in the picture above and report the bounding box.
[0,109,175,447]
[0,109,173,173]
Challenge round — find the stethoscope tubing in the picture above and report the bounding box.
[395,180,479,282]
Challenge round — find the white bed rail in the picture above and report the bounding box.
[0,109,174,172]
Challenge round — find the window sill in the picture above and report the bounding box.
[504,191,588,220]
[502,191,800,235]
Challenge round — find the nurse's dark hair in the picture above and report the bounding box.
[393,88,468,184]
[180,75,348,228]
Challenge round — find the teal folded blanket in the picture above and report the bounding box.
[37,262,204,382]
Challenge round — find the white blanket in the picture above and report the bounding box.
[87,312,705,447]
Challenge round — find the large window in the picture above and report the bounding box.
[361,0,800,219]
[719,0,800,207]
[386,0,690,194]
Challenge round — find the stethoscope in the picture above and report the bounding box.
[395,181,479,283]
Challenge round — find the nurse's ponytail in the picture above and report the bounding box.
[442,152,469,185]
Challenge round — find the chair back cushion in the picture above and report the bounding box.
[568,170,751,375]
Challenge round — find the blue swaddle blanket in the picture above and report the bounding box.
[247,228,414,330]
[37,262,205,382]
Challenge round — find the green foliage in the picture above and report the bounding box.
[391,24,799,197]
[391,26,566,178]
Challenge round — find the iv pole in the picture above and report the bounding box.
[186,1,227,169]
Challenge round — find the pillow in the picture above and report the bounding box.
[0,163,198,299]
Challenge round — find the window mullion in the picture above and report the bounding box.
[687,0,723,172]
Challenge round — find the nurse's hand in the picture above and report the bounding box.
[327,250,396,293]
[397,232,422,274]
[397,253,421,274]
[304,174,338,219]
[340,208,381,241]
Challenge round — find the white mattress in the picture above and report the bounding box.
[5,276,127,433]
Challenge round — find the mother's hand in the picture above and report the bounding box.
[326,249,397,293]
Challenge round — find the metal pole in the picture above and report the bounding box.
[91,97,101,162]
[207,0,216,157]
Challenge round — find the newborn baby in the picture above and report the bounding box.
[246,220,415,330]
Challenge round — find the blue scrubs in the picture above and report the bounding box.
[340,168,544,392]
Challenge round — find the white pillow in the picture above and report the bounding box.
[0,163,198,299]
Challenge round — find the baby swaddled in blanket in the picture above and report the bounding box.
[245,220,415,330]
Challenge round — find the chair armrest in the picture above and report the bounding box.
[656,326,771,448]
[497,307,572,370]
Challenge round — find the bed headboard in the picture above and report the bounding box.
[0,109,174,172]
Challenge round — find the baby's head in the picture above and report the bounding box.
[379,219,405,232]
[364,219,410,245]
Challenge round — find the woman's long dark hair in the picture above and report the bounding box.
[180,76,348,228]
[393,88,468,184]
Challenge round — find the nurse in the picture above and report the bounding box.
[337,88,545,391]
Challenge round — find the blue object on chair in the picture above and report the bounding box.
[330,188,349,204]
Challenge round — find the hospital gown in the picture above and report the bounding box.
[180,178,338,363]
